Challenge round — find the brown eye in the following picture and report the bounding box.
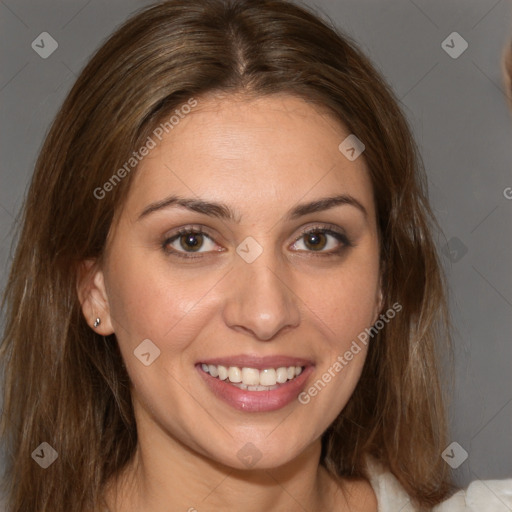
[290,226,352,255]
[162,228,221,258]
[303,231,327,251]
[179,232,204,252]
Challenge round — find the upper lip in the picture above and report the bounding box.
[197,355,314,370]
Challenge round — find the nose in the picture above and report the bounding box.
[222,253,301,341]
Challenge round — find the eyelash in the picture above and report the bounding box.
[161,224,353,260]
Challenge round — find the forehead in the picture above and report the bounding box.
[123,93,375,222]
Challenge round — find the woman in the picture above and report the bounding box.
[1,1,511,511]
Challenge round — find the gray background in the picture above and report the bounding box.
[1,0,511,491]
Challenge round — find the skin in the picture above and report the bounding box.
[79,93,381,512]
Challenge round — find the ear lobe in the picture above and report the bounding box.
[76,259,115,335]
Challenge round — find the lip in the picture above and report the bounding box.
[196,357,315,413]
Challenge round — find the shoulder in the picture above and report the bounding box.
[364,455,512,511]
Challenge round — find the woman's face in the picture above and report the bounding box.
[88,93,382,469]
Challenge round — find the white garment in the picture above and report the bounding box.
[365,456,512,511]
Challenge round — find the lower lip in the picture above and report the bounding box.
[197,365,314,412]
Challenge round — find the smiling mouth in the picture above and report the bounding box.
[200,363,304,391]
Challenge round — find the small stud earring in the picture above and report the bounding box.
[93,318,101,328]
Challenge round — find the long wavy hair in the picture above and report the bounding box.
[0,0,456,510]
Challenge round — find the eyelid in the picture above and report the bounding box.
[163,224,216,241]
[293,223,350,242]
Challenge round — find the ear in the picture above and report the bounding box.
[76,259,115,335]
[372,275,384,325]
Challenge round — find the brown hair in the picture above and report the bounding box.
[0,1,456,510]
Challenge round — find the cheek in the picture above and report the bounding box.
[104,262,219,414]
[297,268,378,428]
[303,259,380,347]
[104,252,221,357]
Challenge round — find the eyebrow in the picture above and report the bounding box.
[137,194,367,222]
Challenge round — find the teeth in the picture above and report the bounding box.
[241,367,260,386]
[260,368,276,386]
[201,364,305,388]
[276,367,288,384]
[228,366,242,383]
[217,365,228,381]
